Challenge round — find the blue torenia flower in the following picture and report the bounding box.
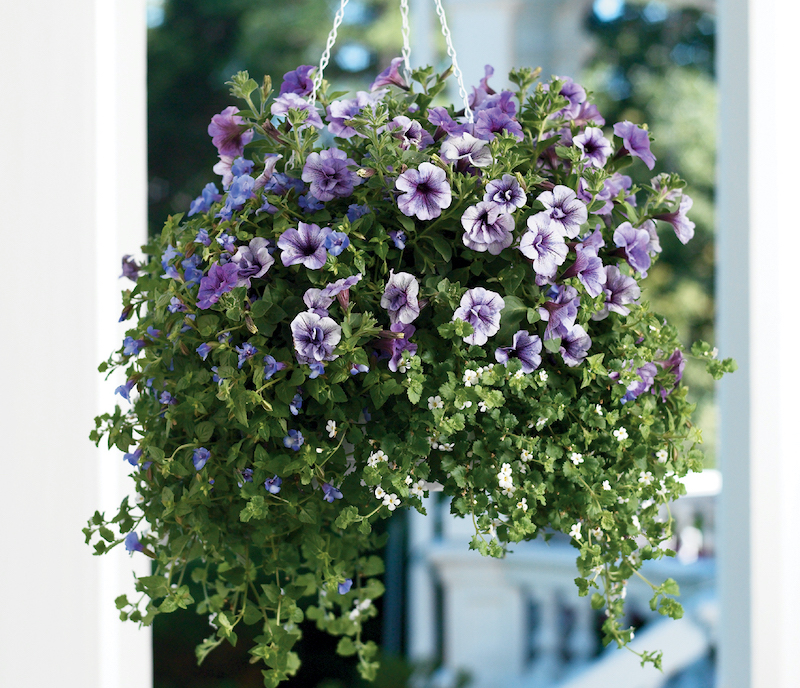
[324,231,350,257]
[495,331,543,373]
[159,391,177,405]
[124,532,144,554]
[283,429,304,451]
[308,362,325,379]
[211,366,224,385]
[123,447,143,466]
[322,483,343,503]
[188,183,222,216]
[265,475,283,494]
[453,287,505,346]
[182,255,204,287]
[196,343,213,361]
[263,355,286,380]
[298,193,325,213]
[146,326,160,340]
[197,263,239,309]
[120,255,139,281]
[396,162,452,221]
[290,392,303,416]
[338,579,353,594]
[115,379,135,402]
[347,204,371,222]
[194,228,212,246]
[235,342,258,368]
[388,230,406,249]
[216,231,236,252]
[193,447,210,471]
[350,363,369,375]
[290,312,342,364]
[237,468,254,487]
[231,157,254,178]
[123,336,146,356]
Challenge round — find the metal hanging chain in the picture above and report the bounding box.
[310,0,350,105]
[433,0,473,122]
[399,0,412,79]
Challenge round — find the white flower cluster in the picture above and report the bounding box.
[516,497,528,512]
[463,369,479,386]
[367,449,388,468]
[427,395,444,410]
[429,435,454,451]
[656,448,669,463]
[478,400,488,412]
[613,427,629,441]
[520,448,533,462]
[373,486,401,510]
[497,463,515,496]
[348,598,372,620]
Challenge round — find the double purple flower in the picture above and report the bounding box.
[519,212,568,278]
[381,271,420,324]
[484,175,526,214]
[290,311,342,363]
[232,238,274,288]
[197,263,239,310]
[396,162,452,221]
[453,287,505,346]
[461,202,515,255]
[302,148,359,202]
[537,185,588,239]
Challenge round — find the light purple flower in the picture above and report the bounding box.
[321,273,362,311]
[519,212,569,278]
[302,148,359,202]
[232,238,274,288]
[656,349,686,399]
[470,64,496,110]
[537,185,588,239]
[428,107,471,137]
[614,222,652,276]
[235,342,258,368]
[322,482,343,502]
[453,287,505,346]
[115,379,136,401]
[594,266,641,319]
[339,579,353,594]
[213,155,235,190]
[461,202,515,255]
[495,330,542,373]
[386,322,417,372]
[573,101,606,127]
[324,231,350,257]
[278,222,331,270]
[389,116,434,150]
[193,447,210,471]
[642,219,662,256]
[196,343,213,361]
[573,127,612,168]
[396,162,452,221]
[440,133,493,172]
[197,263,239,309]
[473,108,523,142]
[279,65,315,96]
[580,225,606,253]
[562,245,607,298]
[290,311,342,363]
[326,90,385,139]
[284,429,304,451]
[656,193,695,244]
[208,106,254,158]
[560,324,592,367]
[189,183,223,217]
[621,362,658,403]
[371,57,408,91]
[270,93,323,130]
[124,532,144,554]
[123,447,143,466]
[476,91,517,117]
[303,288,334,316]
[539,285,579,340]
[265,475,283,494]
[614,121,656,170]
[381,271,420,324]
[587,173,634,215]
[483,175,526,214]
[263,355,286,380]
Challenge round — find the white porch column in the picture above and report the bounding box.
[718,1,800,687]
[0,2,151,687]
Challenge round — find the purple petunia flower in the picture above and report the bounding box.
[495,330,543,373]
[389,116,434,150]
[473,108,524,142]
[620,362,658,403]
[324,231,350,257]
[302,148,359,202]
[326,91,385,138]
[461,202,515,255]
[290,392,303,416]
[298,193,324,213]
[396,162,452,221]
[278,222,331,270]
[235,342,258,369]
[123,336,146,356]
[428,106,471,137]
[270,93,324,130]
[232,238,274,288]
[539,285,580,340]
[594,265,641,319]
[656,193,695,244]
[265,475,283,494]
[537,185,588,239]
[290,311,342,363]
[124,532,144,554]
[263,355,286,380]
[193,447,210,471]
[338,579,353,594]
[303,287,334,317]
[280,65,315,96]
[470,64,496,110]
[208,106,254,158]
[322,482,343,503]
[453,287,505,346]
[551,77,587,120]
[120,255,139,281]
[347,204,371,222]
[614,121,656,170]
[656,349,686,399]
[283,429,304,451]
[614,222,652,276]
[573,127,612,168]
[196,343,213,361]
[381,271,420,324]
[562,244,607,298]
[371,57,408,91]
[572,100,606,127]
[440,133,493,173]
[386,322,418,372]
[197,263,239,310]
[123,447,143,466]
[213,155,235,190]
[115,378,136,402]
[519,212,569,278]
[560,324,592,367]
[483,174,526,214]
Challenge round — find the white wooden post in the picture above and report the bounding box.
[0,2,151,687]
[718,1,800,686]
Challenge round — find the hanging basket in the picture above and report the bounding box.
[86,4,734,684]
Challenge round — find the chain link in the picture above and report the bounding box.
[399,0,412,80]
[433,0,473,122]
[310,0,350,105]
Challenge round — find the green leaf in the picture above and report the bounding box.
[431,235,452,262]
[195,421,215,443]
[334,505,360,529]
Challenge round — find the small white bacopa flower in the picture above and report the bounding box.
[326,419,337,438]
[613,427,629,442]
[427,395,444,410]
[383,493,401,511]
[569,523,582,540]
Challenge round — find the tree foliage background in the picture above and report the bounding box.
[145,1,718,686]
